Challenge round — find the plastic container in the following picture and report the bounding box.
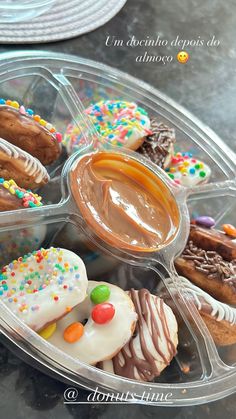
[0,0,56,22]
[0,50,235,406]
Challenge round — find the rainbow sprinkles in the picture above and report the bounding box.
[0,98,62,143]
[0,178,42,208]
[63,100,152,153]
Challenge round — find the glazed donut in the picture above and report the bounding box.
[0,247,88,332]
[0,99,62,165]
[99,288,178,382]
[46,281,137,365]
[164,276,236,346]
[0,178,43,211]
[165,152,211,187]
[137,119,175,169]
[175,225,236,305]
[0,137,49,189]
[63,100,151,154]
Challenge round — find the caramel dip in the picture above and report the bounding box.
[70,151,180,252]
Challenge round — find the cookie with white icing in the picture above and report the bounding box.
[0,99,62,165]
[165,152,211,187]
[46,281,137,365]
[164,276,236,346]
[63,100,151,154]
[0,247,88,332]
[0,137,49,189]
[98,288,178,381]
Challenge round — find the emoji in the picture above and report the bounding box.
[177,51,189,64]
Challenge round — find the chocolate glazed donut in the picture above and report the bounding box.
[98,289,178,381]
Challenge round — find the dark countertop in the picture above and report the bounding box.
[0,0,236,417]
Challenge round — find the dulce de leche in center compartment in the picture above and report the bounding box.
[70,151,180,252]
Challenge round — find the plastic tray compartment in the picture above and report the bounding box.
[0,51,235,406]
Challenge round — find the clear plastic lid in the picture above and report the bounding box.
[0,50,235,406]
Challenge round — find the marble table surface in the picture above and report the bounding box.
[0,0,236,417]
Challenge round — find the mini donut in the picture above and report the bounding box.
[175,225,236,305]
[99,288,178,381]
[0,137,49,189]
[0,247,88,332]
[164,276,236,346]
[0,178,43,211]
[46,281,137,365]
[0,99,62,165]
[0,225,47,266]
[137,119,175,168]
[189,223,236,261]
[63,100,151,154]
[165,152,211,187]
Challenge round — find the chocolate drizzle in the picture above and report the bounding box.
[137,119,175,168]
[182,241,236,287]
[100,289,177,382]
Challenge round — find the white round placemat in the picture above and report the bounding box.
[0,0,127,43]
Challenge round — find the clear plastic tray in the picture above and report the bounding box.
[0,50,235,406]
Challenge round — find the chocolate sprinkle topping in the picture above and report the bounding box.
[182,241,236,287]
[137,119,175,168]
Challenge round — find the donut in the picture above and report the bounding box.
[165,152,211,186]
[0,99,62,165]
[0,225,47,266]
[137,119,175,168]
[98,289,178,381]
[63,100,151,154]
[46,281,137,365]
[175,225,236,304]
[189,223,236,261]
[0,247,88,332]
[0,178,43,211]
[0,137,49,189]
[163,276,236,346]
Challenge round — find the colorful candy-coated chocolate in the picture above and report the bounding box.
[222,224,236,238]
[63,322,84,343]
[39,323,57,340]
[91,303,115,324]
[195,216,216,228]
[165,152,211,187]
[90,284,111,304]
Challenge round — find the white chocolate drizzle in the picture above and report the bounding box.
[166,276,236,325]
[0,138,49,183]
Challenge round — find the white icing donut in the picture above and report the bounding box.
[165,152,211,187]
[99,289,178,381]
[63,100,151,154]
[0,247,88,331]
[47,281,137,365]
[0,137,49,186]
[166,276,236,325]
